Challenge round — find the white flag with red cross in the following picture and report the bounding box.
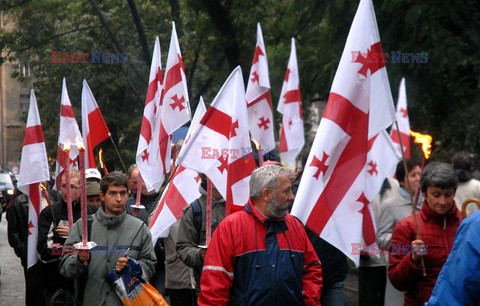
[148,98,206,240]
[277,38,304,168]
[246,23,275,153]
[361,130,401,245]
[18,90,50,269]
[54,78,83,189]
[81,80,110,169]
[390,77,410,158]
[149,22,191,184]
[135,37,165,192]
[178,67,257,214]
[291,0,396,266]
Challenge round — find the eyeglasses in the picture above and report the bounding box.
[60,184,80,190]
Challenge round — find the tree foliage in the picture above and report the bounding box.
[1,0,479,169]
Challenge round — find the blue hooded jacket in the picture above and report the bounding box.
[427,211,480,305]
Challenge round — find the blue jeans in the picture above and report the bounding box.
[321,281,345,306]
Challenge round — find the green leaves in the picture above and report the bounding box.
[1,0,479,169]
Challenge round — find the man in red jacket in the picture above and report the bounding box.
[388,162,461,306]
[198,165,322,305]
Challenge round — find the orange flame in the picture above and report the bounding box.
[99,148,105,169]
[64,140,71,151]
[410,130,432,159]
[75,136,84,150]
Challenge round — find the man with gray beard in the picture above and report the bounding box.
[198,165,323,305]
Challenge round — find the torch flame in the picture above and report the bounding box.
[410,130,432,159]
[75,136,85,150]
[99,148,105,169]
[64,140,71,151]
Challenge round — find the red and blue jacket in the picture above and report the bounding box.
[198,202,322,305]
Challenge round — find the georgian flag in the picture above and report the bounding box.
[148,22,191,187]
[135,37,165,192]
[246,23,275,153]
[291,0,396,266]
[148,98,206,240]
[18,90,50,269]
[277,38,304,169]
[178,67,256,214]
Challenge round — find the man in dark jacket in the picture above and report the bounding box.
[37,170,94,305]
[7,193,46,306]
[307,230,348,306]
[176,174,225,295]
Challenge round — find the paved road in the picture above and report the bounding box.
[0,217,25,305]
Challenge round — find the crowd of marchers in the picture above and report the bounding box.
[5,152,480,306]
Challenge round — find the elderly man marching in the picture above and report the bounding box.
[198,165,323,305]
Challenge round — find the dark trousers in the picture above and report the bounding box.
[168,289,197,306]
[359,266,386,306]
[24,263,46,306]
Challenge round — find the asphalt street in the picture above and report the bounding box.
[0,217,25,305]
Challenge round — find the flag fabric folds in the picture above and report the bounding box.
[135,37,165,192]
[178,67,256,214]
[81,80,110,169]
[362,131,401,245]
[146,22,191,191]
[291,0,396,266]
[148,98,206,241]
[54,78,83,188]
[246,23,275,153]
[277,38,304,169]
[18,89,50,269]
[390,77,411,158]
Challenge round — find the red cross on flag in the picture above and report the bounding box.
[178,67,257,214]
[291,0,396,266]
[81,80,110,169]
[148,98,205,241]
[246,23,275,153]
[362,131,401,245]
[54,78,83,189]
[277,38,304,169]
[390,77,410,158]
[149,22,191,184]
[135,37,165,192]
[18,90,50,269]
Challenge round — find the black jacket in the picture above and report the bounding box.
[7,194,29,268]
[37,198,94,289]
[307,228,349,289]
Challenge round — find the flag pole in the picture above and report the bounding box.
[393,120,426,276]
[109,136,127,173]
[205,178,213,246]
